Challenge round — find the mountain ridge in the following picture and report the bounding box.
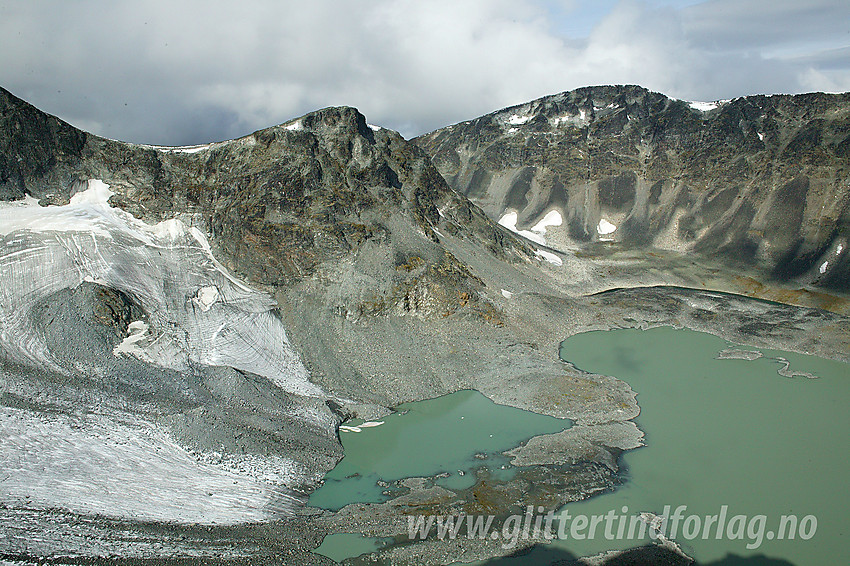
[414,84,850,292]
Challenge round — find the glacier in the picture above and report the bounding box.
[0,180,329,525]
[0,179,321,397]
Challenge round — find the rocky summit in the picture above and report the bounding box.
[0,85,848,564]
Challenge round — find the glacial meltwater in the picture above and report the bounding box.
[310,389,572,562]
[309,389,572,511]
[548,326,848,566]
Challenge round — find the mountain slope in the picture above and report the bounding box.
[414,85,850,292]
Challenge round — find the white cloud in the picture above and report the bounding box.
[0,0,847,145]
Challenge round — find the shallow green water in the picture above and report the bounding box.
[313,533,393,563]
[549,327,849,566]
[308,389,571,511]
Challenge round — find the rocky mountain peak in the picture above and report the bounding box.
[415,86,850,292]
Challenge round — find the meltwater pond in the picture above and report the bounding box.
[308,389,571,511]
[549,326,848,566]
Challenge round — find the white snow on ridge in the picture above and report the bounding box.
[285,120,304,131]
[169,144,212,154]
[689,101,720,112]
[142,143,215,154]
[688,99,732,113]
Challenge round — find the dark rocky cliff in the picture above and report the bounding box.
[0,86,527,316]
[414,85,850,291]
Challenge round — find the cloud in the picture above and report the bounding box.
[0,0,847,145]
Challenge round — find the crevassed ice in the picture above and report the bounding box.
[0,406,299,524]
[0,180,322,398]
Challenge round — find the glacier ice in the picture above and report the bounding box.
[0,180,322,398]
[0,406,299,524]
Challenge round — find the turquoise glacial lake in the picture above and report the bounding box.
[546,326,849,566]
[308,389,572,511]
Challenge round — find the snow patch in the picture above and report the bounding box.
[758,132,765,141]
[113,321,150,357]
[170,145,212,154]
[553,110,591,127]
[498,210,546,245]
[597,218,617,235]
[507,113,532,125]
[367,124,382,132]
[70,179,114,205]
[152,218,186,241]
[689,101,720,112]
[501,289,513,299]
[285,120,303,131]
[339,422,382,433]
[534,249,563,266]
[195,285,220,311]
[143,143,215,154]
[530,210,563,233]
[819,261,829,274]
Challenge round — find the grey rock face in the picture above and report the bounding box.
[414,85,850,291]
[0,87,86,200]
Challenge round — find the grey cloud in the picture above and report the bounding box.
[0,0,847,146]
[682,0,850,53]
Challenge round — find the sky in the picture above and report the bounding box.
[1,0,848,146]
